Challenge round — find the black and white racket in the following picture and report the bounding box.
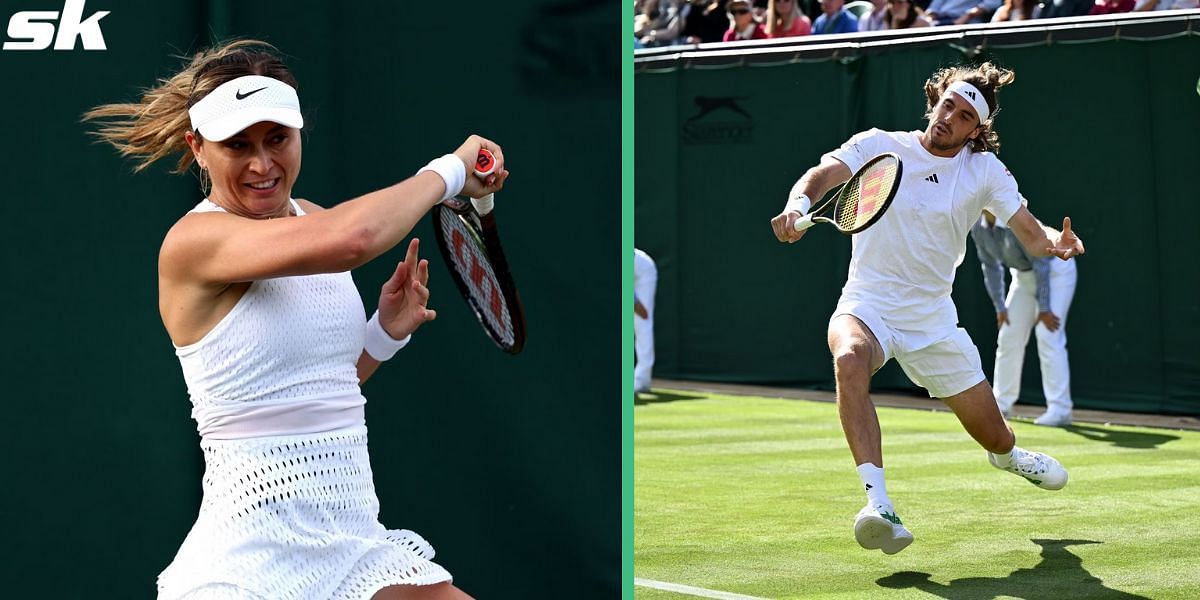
[794,152,902,235]
[431,150,526,354]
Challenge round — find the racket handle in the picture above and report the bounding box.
[474,148,497,178]
[471,193,495,217]
[793,213,816,232]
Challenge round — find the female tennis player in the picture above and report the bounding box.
[85,40,507,599]
[769,62,1083,555]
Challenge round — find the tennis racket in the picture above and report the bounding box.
[794,152,902,234]
[431,150,526,354]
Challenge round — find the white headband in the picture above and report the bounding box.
[943,80,990,124]
[188,75,303,141]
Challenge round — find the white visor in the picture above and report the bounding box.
[188,75,303,141]
[943,80,990,124]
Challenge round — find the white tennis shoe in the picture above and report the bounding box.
[1034,410,1072,427]
[988,447,1069,490]
[854,503,913,555]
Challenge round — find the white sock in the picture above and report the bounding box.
[856,463,889,507]
[990,448,1015,467]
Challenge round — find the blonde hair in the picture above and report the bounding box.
[922,62,1014,154]
[83,39,297,173]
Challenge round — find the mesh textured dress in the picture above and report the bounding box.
[156,199,452,600]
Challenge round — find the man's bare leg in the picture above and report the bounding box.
[827,315,886,467]
[943,379,1069,490]
[942,379,1015,453]
[828,315,912,554]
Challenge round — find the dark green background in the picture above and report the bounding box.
[635,32,1200,415]
[0,0,619,596]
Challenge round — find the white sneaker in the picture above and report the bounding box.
[1034,411,1072,427]
[988,448,1069,490]
[854,503,913,555]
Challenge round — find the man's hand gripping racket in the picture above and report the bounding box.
[432,143,527,354]
[772,153,903,242]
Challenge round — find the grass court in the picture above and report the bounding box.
[635,389,1200,599]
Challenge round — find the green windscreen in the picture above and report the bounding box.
[635,20,1200,416]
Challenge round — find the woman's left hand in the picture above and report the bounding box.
[377,238,436,340]
[454,135,510,199]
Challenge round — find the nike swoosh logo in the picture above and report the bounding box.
[235,87,267,100]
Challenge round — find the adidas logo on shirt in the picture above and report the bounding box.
[925,174,940,184]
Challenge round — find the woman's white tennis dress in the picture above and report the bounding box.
[156,200,451,599]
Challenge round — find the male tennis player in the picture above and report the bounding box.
[769,62,1084,555]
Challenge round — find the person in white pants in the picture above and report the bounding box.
[972,209,1077,427]
[634,248,658,393]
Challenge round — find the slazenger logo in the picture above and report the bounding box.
[3,0,109,51]
[681,96,754,145]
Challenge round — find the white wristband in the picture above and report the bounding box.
[785,193,812,215]
[470,193,495,216]
[364,310,411,361]
[417,154,466,202]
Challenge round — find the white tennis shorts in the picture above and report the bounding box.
[831,300,985,399]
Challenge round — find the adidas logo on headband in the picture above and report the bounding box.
[943,80,990,123]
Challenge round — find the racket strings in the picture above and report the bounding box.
[837,186,862,231]
[837,161,898,231]
[437,212,515,345]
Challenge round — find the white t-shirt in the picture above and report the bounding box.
[826,128,1022,339]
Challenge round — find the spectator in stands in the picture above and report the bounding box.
[724,0,769,40]
[860,0,890,30]
[925,0,1002,24]
[636,0,693,47]
[884,0,935,27]
[813,0,861,34]
[1134,0,1199,9]
[1088,0,1134,13]
[768,0,814,36]
[754,0,771,20]
[992,0,1038,19]
[682,0,734,43]
[1039,0,1094,17]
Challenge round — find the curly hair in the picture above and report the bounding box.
[923,62,1014,154]
[83,39,298,173]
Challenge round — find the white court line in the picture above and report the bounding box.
[634,578,770,600]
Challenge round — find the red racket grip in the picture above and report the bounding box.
[474,148,497,178]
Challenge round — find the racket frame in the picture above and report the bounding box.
[431,197,527,354]
[794,152,903,235]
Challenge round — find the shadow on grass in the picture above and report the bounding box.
[634,390,707,406]
[877,539,1149,599]
[1062,423,1180,449]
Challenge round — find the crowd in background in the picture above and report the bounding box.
[634,0,1197,47]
